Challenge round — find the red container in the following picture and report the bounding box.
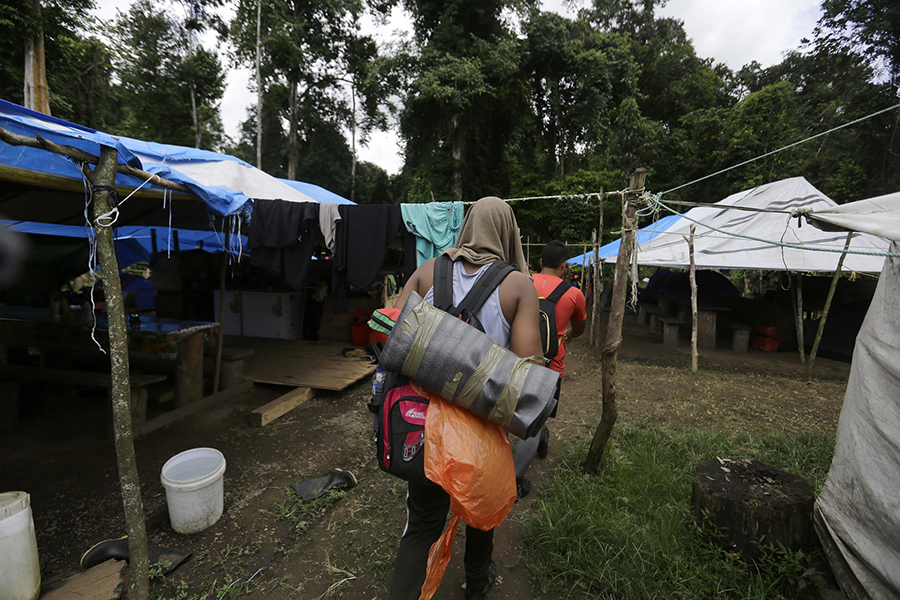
[352,309,373,346]
[754,323,778,352]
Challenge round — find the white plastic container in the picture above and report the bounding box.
[0,492,41,600]
[160,448,226,534]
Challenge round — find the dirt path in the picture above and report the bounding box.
[0,314,850,599]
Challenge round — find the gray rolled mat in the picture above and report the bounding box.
[380,291,558,439]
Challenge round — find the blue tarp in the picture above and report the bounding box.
[567,214,681,266]
[1,220,245,267]
[1,99,255,220]
[278,179,355,205]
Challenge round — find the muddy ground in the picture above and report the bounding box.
[0,312,851,599]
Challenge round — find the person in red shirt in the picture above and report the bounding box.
[514,240,587,497]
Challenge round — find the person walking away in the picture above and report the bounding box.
[514,240,586,496]
[387,196,542,600]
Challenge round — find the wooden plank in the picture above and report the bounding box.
[135,380,253,437]
[246,361,374,390]
[250,387,315,427]
[244,356,374,375]
[41,558,126,600]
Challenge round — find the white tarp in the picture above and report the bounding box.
[814,242,900,599]
[808,191,900,243]
[632,177,888,273]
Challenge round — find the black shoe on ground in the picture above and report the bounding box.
[537,425,549,458]
[466,560,496,600]
[516,477,531,500]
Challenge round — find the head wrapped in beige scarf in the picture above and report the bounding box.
[443,196,529,275]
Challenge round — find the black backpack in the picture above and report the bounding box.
[432,254,516,332]
[538,280,571,361]
[368,255,514,485]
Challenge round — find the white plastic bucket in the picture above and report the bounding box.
[160,448,226,534]
[0,492,40,600]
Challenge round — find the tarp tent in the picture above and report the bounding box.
[0,99,318,231]
[1,220,245,267]
[569,177,888,273]
[808,195,900,598]
[809,192,900,597]
[278,179,354,205]
[567,214,680,266]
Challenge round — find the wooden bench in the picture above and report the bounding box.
[658,315,685,346]
[640,305,666,334]
[719,317,751,353]
[203,347,255,390]
[0,363,167,428]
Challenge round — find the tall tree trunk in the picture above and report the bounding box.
[350,87,357,203]
[255,0,263,169]
[190,83,201,148]
[91,146,149,600]
[451,113,463,202]
[584,168,646,475]
[23,0,50,114]
[288,79,298,180]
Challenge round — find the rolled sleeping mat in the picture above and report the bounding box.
[380,291,558,439]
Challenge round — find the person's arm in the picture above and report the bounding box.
[568,318,586,340]
[565,287,588,340]
[506,272,543,360]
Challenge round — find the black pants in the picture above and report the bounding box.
[388,481,494,600]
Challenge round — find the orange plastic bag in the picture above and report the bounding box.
[417,389,517,599]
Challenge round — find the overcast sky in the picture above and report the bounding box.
[92,0,824,177]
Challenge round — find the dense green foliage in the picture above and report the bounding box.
[1,0,898,219]
[523,424,835,599]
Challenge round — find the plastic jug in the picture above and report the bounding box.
[0,491,41,600]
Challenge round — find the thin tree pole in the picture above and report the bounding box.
[91,146,149,600]
[793,273,806,364]
[584,168,645,475]
[591,189,604,346]
[526,236,530,271]
[255,0,263,169]
[686,225,698,372]
[213,252,228,393]
[807,232,853,379]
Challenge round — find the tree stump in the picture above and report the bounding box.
[692,458,815,562]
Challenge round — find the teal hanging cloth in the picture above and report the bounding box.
[400,202,464,266]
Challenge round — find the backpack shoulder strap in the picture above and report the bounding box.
[432,254,455,311]
[457,260,516,316]
[546,280,571,303]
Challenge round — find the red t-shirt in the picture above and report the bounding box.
[533,273,587,375]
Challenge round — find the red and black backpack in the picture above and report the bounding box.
[369,255,514,484]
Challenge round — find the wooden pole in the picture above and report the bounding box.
[584,168,645,475]
[213,252,228,393]
[0,126,193,195]
[807,232,853,379]
[526,236,531,271]
[592,189,604,346]
[90,146,149,600]
[794,273,806,364]
[687,225,698,372]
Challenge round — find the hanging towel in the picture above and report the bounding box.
[318,202,341,253]
[401,201,464,267]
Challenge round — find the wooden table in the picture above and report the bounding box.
[0,306,218,406]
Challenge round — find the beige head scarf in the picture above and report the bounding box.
[443,196,529,275]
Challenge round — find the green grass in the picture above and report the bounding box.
[523,423,835,599]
